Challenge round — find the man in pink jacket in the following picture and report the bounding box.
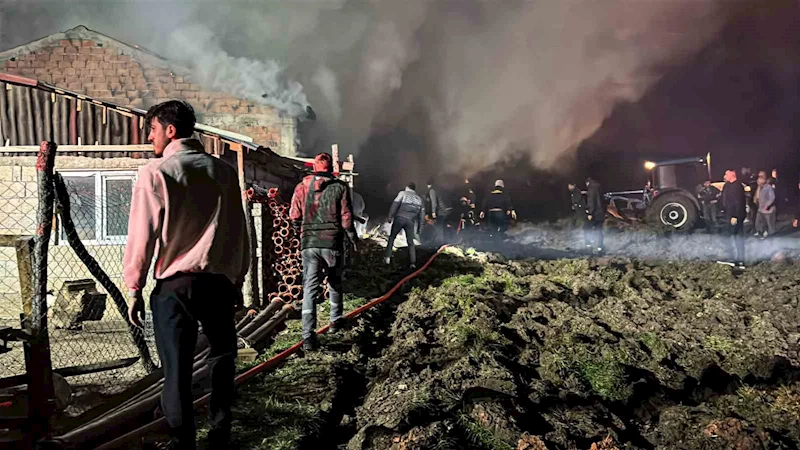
[123,100,249,449]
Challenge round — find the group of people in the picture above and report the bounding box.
[567,177,606,254]
[699,167,790,239]
[382,179,519,267]
[716,167,799,267]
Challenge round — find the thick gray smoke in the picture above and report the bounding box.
[0,0,735,175]
[164,25,309,117]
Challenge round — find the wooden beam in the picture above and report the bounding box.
[237,148,259,308]
[0,145,153,153]
[15,237,34,318]
[0,235,25,246]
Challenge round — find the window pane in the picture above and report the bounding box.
[105,179,133,237]
[62,176,96,241]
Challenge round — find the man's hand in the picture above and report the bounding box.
[730,217,738,225]
[431,213,437,219]
[794,219,798,228]
[128,292,145,329]
[511,210,518,220]
[587,215,593,221]
[479,211,485,220]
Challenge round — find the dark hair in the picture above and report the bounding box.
[427,178,434,186]
[144,100,196,139]
[408,182,416,190]
[313,152,333,172]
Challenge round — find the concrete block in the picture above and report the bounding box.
[24,183,38,198]
[0,167,15,182]
[20,167,36,183]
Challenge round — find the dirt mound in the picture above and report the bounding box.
[226,246,800,449]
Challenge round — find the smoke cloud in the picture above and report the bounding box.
[0,0,737,182]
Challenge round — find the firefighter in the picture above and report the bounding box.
[480,180,517,240]
[584,176,605,254]
[425,178,452,243]
[457,178,478,235]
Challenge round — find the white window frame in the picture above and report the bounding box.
[58,170,138,246]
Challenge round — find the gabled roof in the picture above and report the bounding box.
[0,25,181,75]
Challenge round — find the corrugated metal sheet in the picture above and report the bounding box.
[0,82,147,148]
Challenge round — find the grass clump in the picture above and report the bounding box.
[704,335,735,355]
[640,332,669,361]
[457,413,515,450]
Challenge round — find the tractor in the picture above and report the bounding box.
[605,154,727,231]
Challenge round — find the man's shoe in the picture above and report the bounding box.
[384,257,391,265]
[302,336,319,352]
[207,428,231,450]
[329,319,346,333]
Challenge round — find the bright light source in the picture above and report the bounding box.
[644,161,657,171]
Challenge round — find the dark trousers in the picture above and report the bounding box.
[569,210,586,231]
[301,248,344,340]
[486,210,509,238]
[584,219,604,249]
[385,217,417,265]
[746,197,757,223]
[702,203,717,229]
[151,273,237,449]
[728,220,745,263]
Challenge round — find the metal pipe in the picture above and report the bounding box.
[237,299,282,339]
[245,304,294,345]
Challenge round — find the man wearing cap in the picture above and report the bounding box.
[290,153,358,351]
[480,180,517,240]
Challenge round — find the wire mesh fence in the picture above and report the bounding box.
[0,170,161,416]
[0,179,37,378]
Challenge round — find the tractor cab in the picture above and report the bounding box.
[648,156,709,196]
[644,155,712,230]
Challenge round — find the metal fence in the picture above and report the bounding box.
[0,168,160,417]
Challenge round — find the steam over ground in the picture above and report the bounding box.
[0,0,740,186]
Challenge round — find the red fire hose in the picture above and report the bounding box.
[93,244,450,449]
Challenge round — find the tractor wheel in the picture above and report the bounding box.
[647,194,697,231]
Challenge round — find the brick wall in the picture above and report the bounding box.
[0,38,296,156]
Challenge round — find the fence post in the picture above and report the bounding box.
[28,141,57,441]
[237,148,259,308]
